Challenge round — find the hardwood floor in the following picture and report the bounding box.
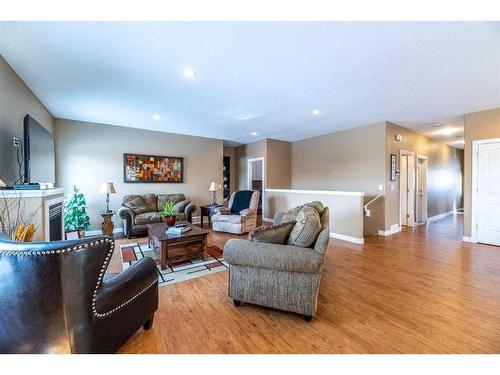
[117,214,500,353]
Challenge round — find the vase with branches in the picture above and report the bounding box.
[64,186,90,236]
[0,193,39,240]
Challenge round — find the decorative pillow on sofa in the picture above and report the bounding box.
[249,221,296,245]
[173,200,190,214]
[280,201,324,223]
[287,206,321,248]
[123,196,149,215]
[306,201,325,216]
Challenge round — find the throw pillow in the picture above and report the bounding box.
[249,221,296,245]
[305,201,325,216]
[288,206,322,248]
[230,190,254,214]
[173,200,190,214]
[123,196,149,215]
[281,204,304,223]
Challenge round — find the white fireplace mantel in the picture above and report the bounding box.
[0,188,65,199]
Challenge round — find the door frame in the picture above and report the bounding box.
[416,154,428,223]
[247,157,265,216]
[399,149,416,227]
[471,138,500,242]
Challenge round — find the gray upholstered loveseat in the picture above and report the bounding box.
[118,193,196,238]
[223,202,330,321]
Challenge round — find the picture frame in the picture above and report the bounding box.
[390,153,397,181]
[123,153,184,183]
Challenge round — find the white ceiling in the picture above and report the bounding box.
[0,22,499,147]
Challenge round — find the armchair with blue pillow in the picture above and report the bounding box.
[211,190,260,234]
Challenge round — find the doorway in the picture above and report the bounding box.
[399,150,416,227]
[247,157,264,215]
[472,138,500,246]
[416,155,428,224]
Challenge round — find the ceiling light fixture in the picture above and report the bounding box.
[183,68,196,79]
[434,123,441,128]
[251,132,257,136]
[312,109,320,116]
[153,114,161,121]
[441,127,456,136]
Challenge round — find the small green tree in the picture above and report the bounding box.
[64,186,90,232]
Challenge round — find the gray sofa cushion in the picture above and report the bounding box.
[142,194,158,212]
[249,221,296,245]
[123,196,149,214]
[134,212,161,225]
[288,206,321,247]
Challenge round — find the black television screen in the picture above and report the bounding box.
[23,115,55,184]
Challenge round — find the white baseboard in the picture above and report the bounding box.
[427,210,454,223]
[85,227,124,236]
[462,236,476,243]
[378,224,401,236]
[330,232,364,244]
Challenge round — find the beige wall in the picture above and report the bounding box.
[290,122,386,234]
[265,139,292,189]
[234,139,266,191]
[291,122,387,195]
[54,119,223,231]
[0,55,54,184]
[223,146,236,199]
[463,107,500,237]
[234,138,292,218]
[385,122,464,231]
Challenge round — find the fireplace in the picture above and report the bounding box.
[44,196,64,241]
[48,201,63,241]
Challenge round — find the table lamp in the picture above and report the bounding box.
[0,178,6,190]
[209,182,218,205]
[99,182,116,212]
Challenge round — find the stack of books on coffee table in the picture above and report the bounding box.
[166,224,192,235]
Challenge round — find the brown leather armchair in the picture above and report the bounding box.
[0,234,158,353]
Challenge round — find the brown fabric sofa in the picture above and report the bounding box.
[118,193,196,238]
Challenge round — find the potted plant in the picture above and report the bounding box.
[156,200,177,226]
[64,186,90,237]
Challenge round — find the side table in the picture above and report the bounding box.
[100,211,115,236]
[200,204,223,228]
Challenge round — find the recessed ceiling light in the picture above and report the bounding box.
[183,68,196,79]
[153,114,161,121]
[251,132,257,136]
[312,109,320,116]
[441,127,456,136]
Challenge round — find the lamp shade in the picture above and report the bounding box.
[0,178,6,187]
[208,182,217,192]
[99,182,116,194]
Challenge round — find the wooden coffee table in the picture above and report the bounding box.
[147,222,209,270]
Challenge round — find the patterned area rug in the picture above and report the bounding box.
[120,239,228,287]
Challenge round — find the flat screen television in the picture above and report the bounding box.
[23,114,55,184]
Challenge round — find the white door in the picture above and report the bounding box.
[400,155,408,226]
[416,158,428,223]
[399,152,416,227]
[407,155,416,226]
[477,142,500,246]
